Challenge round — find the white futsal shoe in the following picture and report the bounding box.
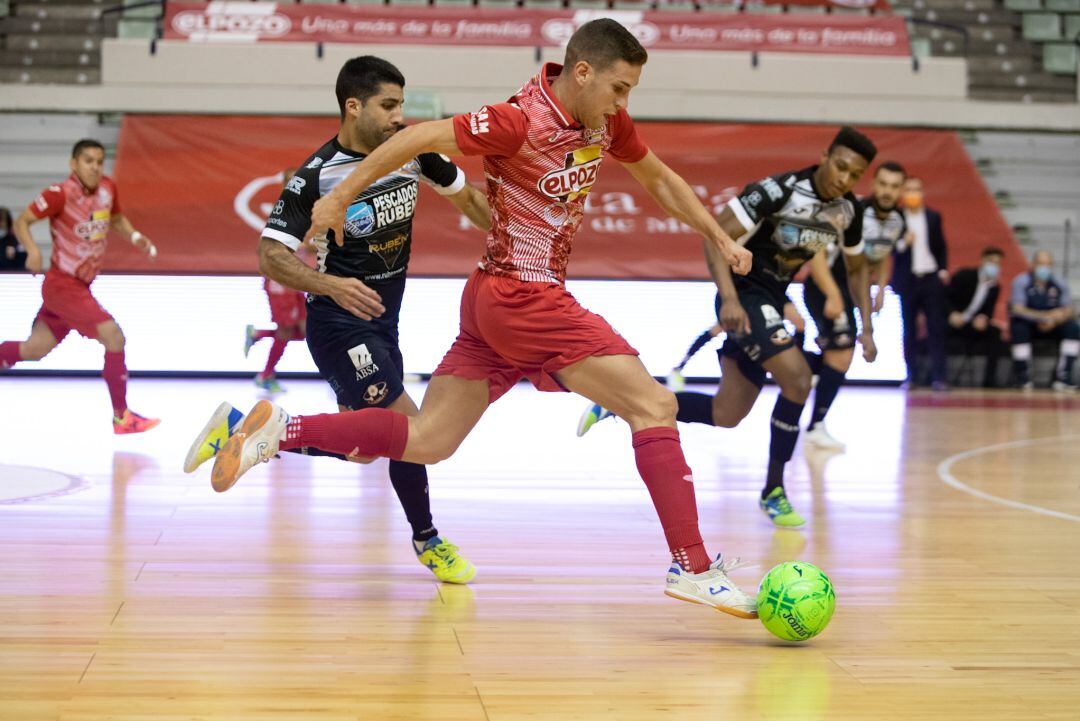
[665,554,758,619]
[804,423,846,452]
[210,400,289,493]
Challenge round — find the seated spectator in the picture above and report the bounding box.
[946,246,1008,387]
[1009,250,1079,391]
[0,207,28,271]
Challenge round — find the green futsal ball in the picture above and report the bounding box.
[757,561,836,642]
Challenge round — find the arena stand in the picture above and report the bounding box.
[0,0,1075,382]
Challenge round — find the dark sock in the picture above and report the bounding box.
[763,459,786,498]
[388,460,438,542]
[284,447,347,460]
[678,330,714,370]
[675,392,715,425]
[1014,359,1030,385]
[1060,355,1077,383]
[809,365,846,429]
[763,395,804,498]
[802,348,822,375]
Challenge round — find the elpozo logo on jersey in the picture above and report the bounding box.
[538,146,602,202]
[171,1,291,42]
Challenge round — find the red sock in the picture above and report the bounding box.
[254,329,276,342]
[103,350,128,417]
[0,341,22,370]
[262,337,288,376]
[280,409,409,460]
[632,427,710,573]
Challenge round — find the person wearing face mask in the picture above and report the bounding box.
[893,176,949,391]
[945,246,1007,387]
[1009,250,1079,390]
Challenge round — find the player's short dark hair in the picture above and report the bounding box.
[563,19,648,72]
[336,56,405,119]
[875,160,906,178]
[982,245,1005,258]
[71,139,104,159]
[828,126,877,163]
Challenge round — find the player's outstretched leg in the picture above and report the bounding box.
[558,354,757,619]
[759,347,813,528]
[209,375,490,488]
[96,320,158,434]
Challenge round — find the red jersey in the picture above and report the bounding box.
[28,173,121,284]
[452,63,648,284]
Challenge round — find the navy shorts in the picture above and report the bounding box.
[715,285,796,388]
[306,305,406,411]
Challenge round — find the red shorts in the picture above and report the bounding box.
[267,287,307,327]
[34,269,113,341]
[433,269,638,403]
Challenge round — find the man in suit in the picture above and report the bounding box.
[893,176,949,390]
[946,246,1006,387]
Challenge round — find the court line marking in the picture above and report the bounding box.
[937,434,1080,523]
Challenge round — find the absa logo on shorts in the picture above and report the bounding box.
[171,2,291,42]
[538,146,602,202]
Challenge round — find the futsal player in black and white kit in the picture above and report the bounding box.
[674,127,877,527]
[188,56,491,583]
[801,160,907,452]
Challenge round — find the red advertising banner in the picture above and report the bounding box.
[109,115,1017,283]
[163,3,908,56]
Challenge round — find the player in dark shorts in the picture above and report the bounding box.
[801,161,907,452]
[184,56,491,583]
[587,128,878,527]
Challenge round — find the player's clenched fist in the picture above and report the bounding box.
[721,241,752,276]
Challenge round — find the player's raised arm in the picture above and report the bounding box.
[621,150,751,276]
[312,119,464,244]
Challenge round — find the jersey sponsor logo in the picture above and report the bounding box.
[363,382,389,406]
[347,343,379,381]
[761,177,784,201]
[469,107,490,135]
[538,146,603,202]
[370,183,418,228]
[74,209,111,243]
[34,195,50,212]
[272,200,285,216]
[344,202,376,237]
[285,176,306,195]
[368,233,407,271]
[305,157,324,170]
[776,220,837,253]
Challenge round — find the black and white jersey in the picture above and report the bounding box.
[726,165,863,298]
[821,197,907,286]
[262,137,466,288]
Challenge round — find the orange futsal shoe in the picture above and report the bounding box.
[113,409,161,435]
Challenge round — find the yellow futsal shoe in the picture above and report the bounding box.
[415,536,477,584]
[759,487,806,528]
[183,402,245,473]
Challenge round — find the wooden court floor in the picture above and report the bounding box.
[1,377,1078,721]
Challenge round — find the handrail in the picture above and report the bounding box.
[100,0,164,18]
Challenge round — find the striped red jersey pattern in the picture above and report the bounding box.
[28,173,121,284]
[452,63,648,285]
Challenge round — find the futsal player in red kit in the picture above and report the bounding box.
[205,21,760,617]
[0,139,160,434]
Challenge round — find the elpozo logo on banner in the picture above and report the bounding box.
[171,1,291,42]
[541,10,660,47]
